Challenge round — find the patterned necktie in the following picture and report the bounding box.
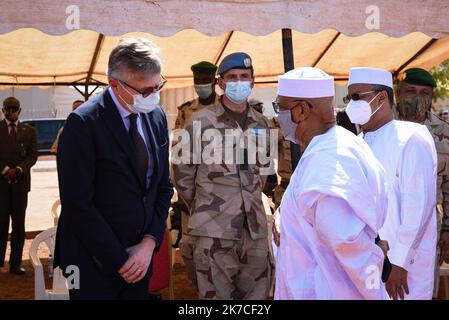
[9,123,17,143]
[128,114,148,183]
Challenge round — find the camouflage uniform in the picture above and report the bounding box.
[272,117,292,209]
[250,103,278,201]
[172,94,219,286]
[174,95,220,131]
[172,97,274,299]
[423,111,449,298]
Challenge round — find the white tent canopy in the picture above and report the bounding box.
[2,0,449,38]
[0,0,448,88]
[1,28,448,88]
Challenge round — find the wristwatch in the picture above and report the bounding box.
[16,166,23,176]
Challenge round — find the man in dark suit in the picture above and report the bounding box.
[54,38,174,299]
[0,97,38,275]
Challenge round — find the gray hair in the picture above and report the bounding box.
[108,38,163,81]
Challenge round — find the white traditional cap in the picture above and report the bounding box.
[348,67,393,88]
[278,67,335,98]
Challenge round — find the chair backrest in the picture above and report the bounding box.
[148,229,174,299]
[51,199,61,226]
[29,227,68,299]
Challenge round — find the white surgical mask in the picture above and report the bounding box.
[119,81,160,114]
[194,83,214,99]
[277,110,298,143]
[225,81,252,104]
[345,92,383,125]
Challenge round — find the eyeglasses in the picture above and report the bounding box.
[343,90,379,104]
[119,75,167,97]
[272,100,313,114]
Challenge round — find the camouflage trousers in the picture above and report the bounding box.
[190,227,272,300]
[179,212,197,287]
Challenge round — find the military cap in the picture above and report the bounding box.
[217,52,252,76]
[3,97,20,108]
[402,68,436,88]
[191,61,217,74]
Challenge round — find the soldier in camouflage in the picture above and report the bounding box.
[174,61,220,130]
[397,67,449,298]
[172,61,218,287]
[172,52,275,299]
[272,117,292,209]
[249,99,278,204]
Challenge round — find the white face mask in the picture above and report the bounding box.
[194,83,214,99]
[119,81,160,114]
[277,109,298,144]
[345,92,383,125]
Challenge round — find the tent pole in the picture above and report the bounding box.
[72,84,85,98]
[84,84,89,101]
[214,31,234,65]
[281,28,301,171]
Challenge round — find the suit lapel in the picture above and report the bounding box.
[99,89,145,188]
[141,111,160,190]
[16,122,24,143]
[0,120,8,142]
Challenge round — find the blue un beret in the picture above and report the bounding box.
[217,52,253,76]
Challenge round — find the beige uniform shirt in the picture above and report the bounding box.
[174,95,220,130]
[272,117,292,209]
[172,97,274,240]
[424,112,449,229]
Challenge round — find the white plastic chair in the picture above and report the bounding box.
[29,227,69,300]
[440,263,449,300]
[51,199,61,226]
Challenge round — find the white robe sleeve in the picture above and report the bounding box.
[315,196,385,299]
[389,132,436,270]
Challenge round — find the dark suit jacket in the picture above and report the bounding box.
[0,120,38,193]
[54,89,173,291]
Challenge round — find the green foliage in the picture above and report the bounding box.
[430,60,449,102]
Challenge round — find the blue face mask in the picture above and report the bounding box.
[225,81,252,104]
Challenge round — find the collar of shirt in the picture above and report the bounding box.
[363,119,395,145]
[5,118,19,127]
[425,111,441,127]
[109,87,132,124]
[108,86,146,133]
[4,118,19,133]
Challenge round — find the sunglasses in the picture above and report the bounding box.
[272,100,313,114]
[343,90,380,104]
[4,107,20,113]
[119,75,167,98]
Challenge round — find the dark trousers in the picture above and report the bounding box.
[68,270,152,300]
[0,189,28,267]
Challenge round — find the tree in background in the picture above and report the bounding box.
[431,59,449,102]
